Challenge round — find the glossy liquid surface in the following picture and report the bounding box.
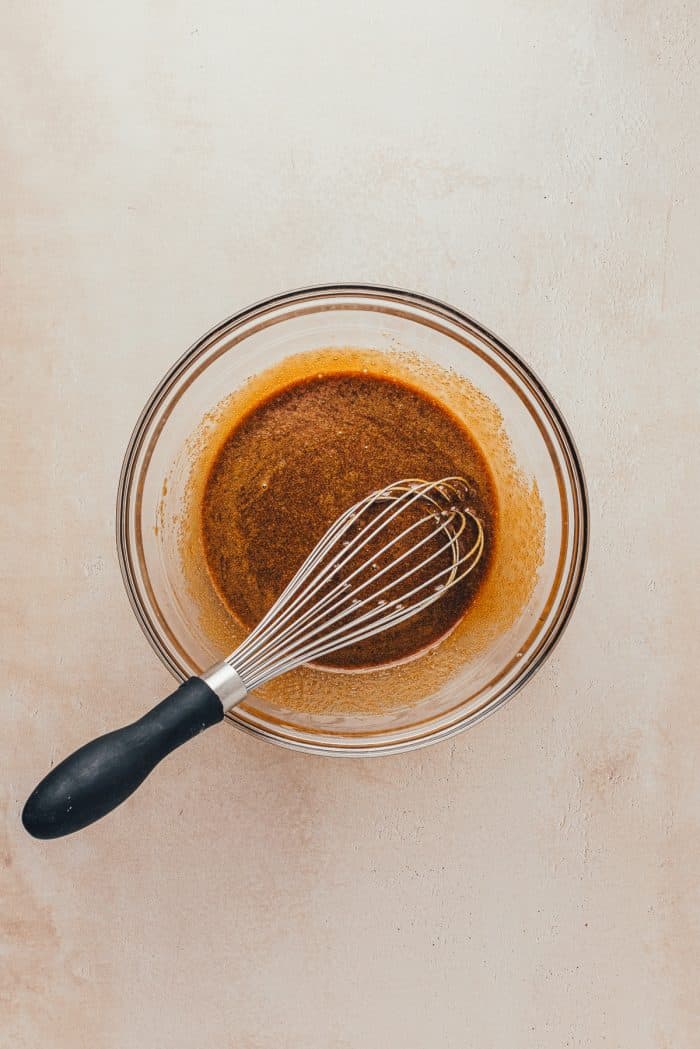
[201,372,497,669]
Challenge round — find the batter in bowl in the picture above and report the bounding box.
[201,372,498,670]
[177,347,544,715]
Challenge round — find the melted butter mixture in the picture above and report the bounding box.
[201,373,498,670]
[178,347,545,716]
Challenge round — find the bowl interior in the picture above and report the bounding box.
[118,287,587,754]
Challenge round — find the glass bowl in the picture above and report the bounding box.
[117,284,588,755]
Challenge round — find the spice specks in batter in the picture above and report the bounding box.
[201,371,498,670]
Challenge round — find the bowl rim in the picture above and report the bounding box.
[116,282,589,755]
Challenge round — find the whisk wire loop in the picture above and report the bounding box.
[228,477,485,689]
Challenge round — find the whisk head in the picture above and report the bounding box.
[227,477,485,690]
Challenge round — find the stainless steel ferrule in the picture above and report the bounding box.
[201,661,249,712]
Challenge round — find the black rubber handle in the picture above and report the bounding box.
[22,677,224,839]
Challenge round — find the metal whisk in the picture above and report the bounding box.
[23,477,484,839]
[227,476,484,689]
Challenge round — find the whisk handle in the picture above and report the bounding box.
[22,678,223,839]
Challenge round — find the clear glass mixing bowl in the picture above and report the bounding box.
[117,284,588,755]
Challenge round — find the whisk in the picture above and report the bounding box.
[23,477,484,839]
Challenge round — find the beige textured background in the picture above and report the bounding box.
[2,2,698,1046]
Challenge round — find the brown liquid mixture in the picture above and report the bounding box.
[201,372,498,670]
